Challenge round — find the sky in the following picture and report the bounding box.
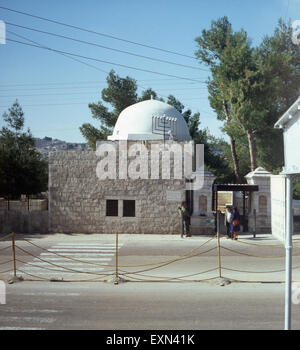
[0,0,299,143]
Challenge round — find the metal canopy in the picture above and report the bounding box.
[213,184,259,192]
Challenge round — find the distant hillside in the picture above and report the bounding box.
[34,136,88,157]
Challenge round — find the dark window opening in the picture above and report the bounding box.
[106,200,118,216]
[123,200,135,217]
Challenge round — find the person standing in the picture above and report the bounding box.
[230,207,240,240]
[224,206,232,239]
[178,201,191,238]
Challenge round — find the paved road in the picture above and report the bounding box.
[1,233,300,330]
[1,281,300,330]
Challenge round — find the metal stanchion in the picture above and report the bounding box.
[12,231,16,278]
[8,232,23,284]
[285,175,293,330]
[253,209,256,239]
[114,231,119,285]
[217,211,222,278]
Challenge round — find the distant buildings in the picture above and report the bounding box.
[34,136,88,157]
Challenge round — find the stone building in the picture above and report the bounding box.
[50,97,296,235]
[49,99,214,235]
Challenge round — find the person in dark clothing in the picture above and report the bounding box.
[230,207,240,240]
[178,201,191,238]
[224,206,232,239]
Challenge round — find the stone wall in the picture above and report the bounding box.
[0,199,48,211]
[49,143,191,234]
[0,210,49,234]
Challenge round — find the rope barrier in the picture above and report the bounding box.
[220,245,286,258]
[0,245,11,252]
[21,234,217,268]
[117,246,218,276]
[0,233,13,241]
[119,273,218,283]
[0,268,15,274]
[221,265,300,274]
[16,258,115,276]
[120,267,219,282]
[21,239,112,267]
[233,239,285,247]
[220,275,285,284]
[0,259,13,266]
[15,246,116,276]
[1,231,300,283]
[17,268,115,282]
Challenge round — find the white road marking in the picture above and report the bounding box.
[0,327,46,330]
[48,249,116,253]
[31,260,109,266]
[51,246,118,248]
[0,316,55,323]
[21,266,105,272]
[4,308,62,314]
[51,244,121,246]
[40,252,114,256]
[33,257,112,261]
[23,292,80,296]
[17,241,121,279]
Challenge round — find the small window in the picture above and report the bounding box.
[106,200,118,216]
[259,195,267,213]
[123,200,135,217]
[199,195,207,213]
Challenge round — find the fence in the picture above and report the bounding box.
[1,231,300,284]
[0,198,48,212]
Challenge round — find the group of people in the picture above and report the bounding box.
[178,201,240,240]
[225,206,240,240]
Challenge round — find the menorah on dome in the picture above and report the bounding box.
[152,114,177,143]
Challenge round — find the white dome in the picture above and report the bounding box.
[107,99,191,141]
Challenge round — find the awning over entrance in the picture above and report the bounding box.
[213,184,259,192]
[213,184,259,232]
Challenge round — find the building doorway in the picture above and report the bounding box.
[212,184,259,233]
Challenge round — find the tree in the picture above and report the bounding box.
[0,100,48,198]
[167,94,234,182]
[80,70,138,149]
[81,70,235,182]
[253,19,300,171]
[195,17,300,176]
[138,88,163,102]
[195,17,243,182]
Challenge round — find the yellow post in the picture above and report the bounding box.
[114,232,119,284]
[12,232,17,277]
[217,211,222,278]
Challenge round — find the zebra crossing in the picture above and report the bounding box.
[3,240,123,329]
[15,241,123,280]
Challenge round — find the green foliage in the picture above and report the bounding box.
[167,95,234,182]
[294,183,300,200]
[138,88,164,102]
[80,70,138,149]
[81,71,235,181]
[0,101,48,199]
[195,17,300,178]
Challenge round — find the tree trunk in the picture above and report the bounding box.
[246,130,257,171]
[229,135,242,183]
[222,102,242,183]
